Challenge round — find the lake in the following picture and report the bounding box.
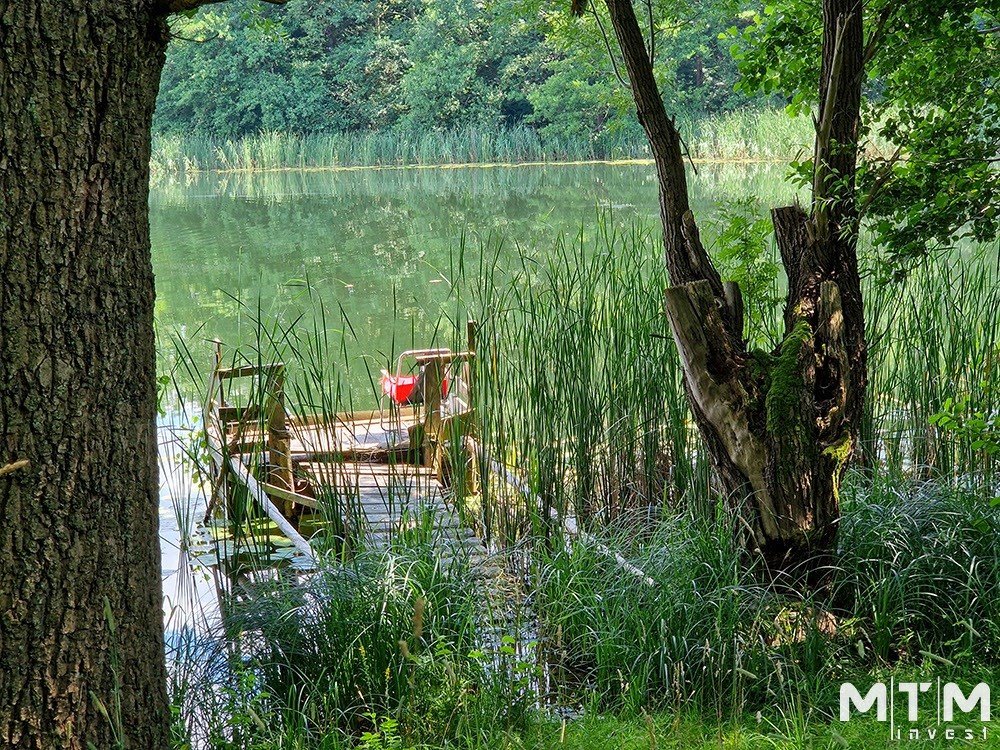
[150,162,799,368]
[152,161,799,628]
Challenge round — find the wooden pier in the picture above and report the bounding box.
[203,324,487,568]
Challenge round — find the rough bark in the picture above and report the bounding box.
[602,0,742,335]
[604,0,866,576]
[0,3,172,748]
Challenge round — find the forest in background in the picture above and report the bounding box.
[154,0,766,150]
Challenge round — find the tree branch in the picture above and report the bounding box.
[644,0,656,61]
[0,459,30,477]
[812,12,849,240]
[591,5,632,90]
[772,204,813,330]
[857,143,902,218]
[603,0,729,326]
[862,4,894,66]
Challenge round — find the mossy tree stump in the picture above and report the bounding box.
[600,0,866,580]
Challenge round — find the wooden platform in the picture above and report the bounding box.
[299,459,489,567]
[203,333,489,571]
[227,409,417,461]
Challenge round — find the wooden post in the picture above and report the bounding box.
[466,319,478,353]
[464,320,480,495]
[421,358,444,467]
[265,365,294,516]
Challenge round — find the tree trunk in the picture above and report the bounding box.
[602,0,866,577]
[0,3,171,748]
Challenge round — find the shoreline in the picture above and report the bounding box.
[150,155,793,179]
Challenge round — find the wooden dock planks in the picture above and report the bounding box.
[295,458,489,566]
[205,342,492,574]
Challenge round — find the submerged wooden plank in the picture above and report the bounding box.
[205,424,316,566]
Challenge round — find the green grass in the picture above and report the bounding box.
[523,708,1000,750]
[168,476,1000,748]
[170,537,532,749]
[534,472,1000,712]
[149,110,819,178]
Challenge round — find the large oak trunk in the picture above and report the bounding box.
[0,3,171,747]
[602,0,866,576]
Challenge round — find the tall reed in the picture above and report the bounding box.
[462,222,713,545]
[862,246,1000,482]
[161,211,1000,746]
[149,110,821,178]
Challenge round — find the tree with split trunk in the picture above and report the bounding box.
[585,0,1000,576]
[0,0,284,746]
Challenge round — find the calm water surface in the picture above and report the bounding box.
[150,162,797,362]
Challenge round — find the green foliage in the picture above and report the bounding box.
[157,8,331,138]
[709,196,781,345]
[931,386,1000,503]
[524,0,756,144]
[860,5,1000,265]
[399,0,537,130]
[932,391,1000,454]
[732,2,1000,266]
[155,0,764,146]
[171,540,532,748]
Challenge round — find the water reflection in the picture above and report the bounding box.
[151,162,798,364]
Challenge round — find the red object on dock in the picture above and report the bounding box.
[382,373,418,403]
[381,371,449,405]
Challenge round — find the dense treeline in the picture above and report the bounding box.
[154,0,759,146]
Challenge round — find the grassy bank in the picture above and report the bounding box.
[168,474,1000,749]
[150,109,815,178]
[163,219,999,748]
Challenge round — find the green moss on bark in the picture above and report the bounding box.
[823,432,853,501]
[765,319,812,435]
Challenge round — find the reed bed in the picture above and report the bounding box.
[862,248,1000,479]
[150,126,630,178]
[464,225,713,543]
[149,110,820,178]
[170,539,532,749]
[162,218,1000,747]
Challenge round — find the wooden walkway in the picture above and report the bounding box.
[203,332,490,572]
[300,459,489,566]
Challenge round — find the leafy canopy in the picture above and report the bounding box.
[732,1,1000,266]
